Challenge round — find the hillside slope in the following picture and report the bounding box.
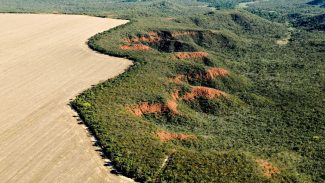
[73,10,325,182]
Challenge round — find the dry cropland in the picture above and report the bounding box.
[0,14,133,183]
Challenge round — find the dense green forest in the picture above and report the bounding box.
[0,0,210,18]
[1,0,324,182]
[197,0,250,9]
[307,0,325,7]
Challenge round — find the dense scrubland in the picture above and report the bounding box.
[1,0,324,182]
[0,0,210,18]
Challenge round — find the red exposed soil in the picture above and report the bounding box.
[171,31,197,37]
[156,130,197,142]
[128,100,179,117]
[183,86,226,100]
[205,67,229,80]
[120,44,151,51]
[166,100,178,114]
[165,90,181,115]
[175,52,209,59]
[128,102,164,116]
[171,90,180,101]
[256,159,280,178]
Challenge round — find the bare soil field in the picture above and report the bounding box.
[0,14,133,183]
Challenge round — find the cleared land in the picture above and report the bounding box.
[0,14,133,183]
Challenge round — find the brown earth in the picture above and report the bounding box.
[205,67,229,79]
[120,44,151,51]
[175,52,209,59]
[166,100,179,114]
[156,130,197,142]
[128,101,179,117]
[0,14,134,183]
[256,159,280,178]
[128,90,181,117]
[171,90,181,101]
[183,86,226,100]
[128,102,165,116]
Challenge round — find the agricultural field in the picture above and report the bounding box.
[0,0,324,182]
[0,14,132,182]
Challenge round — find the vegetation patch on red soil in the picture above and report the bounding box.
[156,130,197,142]
[205,67,229,79]
[128,102,164,116]
[120,44,151,51]
[171,90,180,101]
[148,31,158,36]
[123,32,161,43]
[175,52,209,59]
[170,68,228,84]
[128,101,179,117]
[166,100,179,114]
[183,86,226,100]
[170,74,186,84]
[167,90,181,114]
[171,31,197,37]
[256,159,280,178]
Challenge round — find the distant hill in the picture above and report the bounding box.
[197,0,251,9]
[289,13,325,31]
[307,0,325,7]
[307,0,325,5]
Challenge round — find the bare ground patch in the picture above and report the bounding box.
[256,159,280,178]
[183,86,227,100]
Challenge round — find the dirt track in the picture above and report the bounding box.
[0,14,133,183]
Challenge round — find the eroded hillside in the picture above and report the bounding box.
[73,10,325,182]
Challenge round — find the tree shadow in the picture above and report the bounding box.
[68,103,130,178]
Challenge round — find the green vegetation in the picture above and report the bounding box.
[246,0,325,14]
[228,0,325,32]
[74,11,324,182]
[198,0,251,9]
[0,0,210,18]
[1,0,324,182]
[289,13,325,31]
